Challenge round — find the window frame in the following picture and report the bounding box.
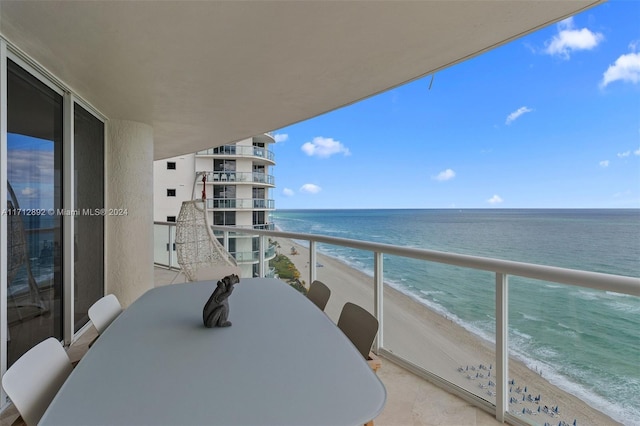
[1,41,107,404]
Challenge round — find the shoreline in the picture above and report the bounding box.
[277,237,621,426]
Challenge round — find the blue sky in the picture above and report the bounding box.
[272,1,640,209]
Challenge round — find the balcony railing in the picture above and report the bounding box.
[231,246,277,263]
[197,145,275,162]
[197,171,275,185]
[204,198,275,210]
[154,222,277,269]
[205,224,639,426]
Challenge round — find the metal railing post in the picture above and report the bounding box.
[374,251,384,352]
[495,273,508,423]
[259,235,266,278]
[167,224,172,267]
[309,240,317,287]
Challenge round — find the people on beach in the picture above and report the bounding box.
[457,362,576,424]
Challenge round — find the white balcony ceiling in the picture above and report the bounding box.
[0,1,604,160]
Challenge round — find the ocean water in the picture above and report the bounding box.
[272,209,640,425]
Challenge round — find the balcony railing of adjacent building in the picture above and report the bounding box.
[197,145,275,162]
[204,198,275,210]
[200,224,638,426]
[231,246,277,263]
[197,171,275,186]
[154,222,277,269]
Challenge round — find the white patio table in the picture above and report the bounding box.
[40,278,386,426]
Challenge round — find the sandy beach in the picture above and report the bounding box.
[277,237,620,426]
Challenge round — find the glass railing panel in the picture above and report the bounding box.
[196,145,274,160]
[508,277,639,426]
[265,246,276,259]
[252,199,275,209]
[153,223,171,267]
[381,255,497,404]
[311,244,376,319]
[153,223,177,268]
[233,251,259,262]
[168,224,177,268]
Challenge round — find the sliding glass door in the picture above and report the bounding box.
[3,55,105,368]
[6,59,64,366]
[73,103,104,332]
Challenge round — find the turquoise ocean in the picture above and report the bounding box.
[272,209,640,425]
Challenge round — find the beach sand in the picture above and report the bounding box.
[278,237,620,426]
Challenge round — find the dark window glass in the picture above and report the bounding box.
[214,185,235,199]
[213,159,236,172]
[166,162,176,170]
[167,189,176,197]
[253,187,265,199]
[6,59,63,365]
[73,103,104,332]
[213,211,236,226]
[253,211,265,225]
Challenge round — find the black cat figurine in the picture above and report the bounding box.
[203,274,240,328]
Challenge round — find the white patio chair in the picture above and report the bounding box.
[88,294,122,334]
[2,337,73,426]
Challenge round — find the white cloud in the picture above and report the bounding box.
[301,136,351,158]
[21,187,38,197]
[300,183,321,194]
[282,188,294,197]
[617,151,631,158]
[635,148,640,156]
[600,52,640,88]
[433,169,456,181]
[505,107,533,125]
[274,133,289,143]
[544,17,604,59]
[599,160,610,168]
[8,149,54,183]
[487,194,504,205]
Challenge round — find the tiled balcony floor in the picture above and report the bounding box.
[0,268,503,426]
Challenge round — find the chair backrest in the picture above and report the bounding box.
[88,294,122,334]
[337,302,379,360]
[175,199,239,282]
[307,280,331,311]
[2,337,73,426]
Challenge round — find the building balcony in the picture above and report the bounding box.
[198,171,275,186]
[204,198,275,210]
[254,132,276,144]
[196,145,275,165]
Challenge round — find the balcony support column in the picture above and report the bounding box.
[106,119,154,308]
[495,273,509,423]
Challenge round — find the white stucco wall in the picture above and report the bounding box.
[106,119,154,307]
[153,154,195,221]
